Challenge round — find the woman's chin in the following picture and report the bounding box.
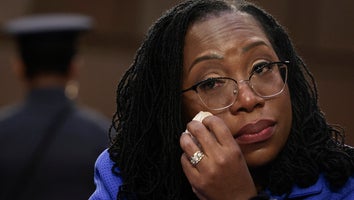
[242,147,278,168]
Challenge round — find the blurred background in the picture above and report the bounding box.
[0,0,353,145]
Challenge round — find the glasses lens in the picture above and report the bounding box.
[191,62,288,110]
[250,62,288,98]
[196,78,237,110]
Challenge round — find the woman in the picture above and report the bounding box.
[90,0,354,199]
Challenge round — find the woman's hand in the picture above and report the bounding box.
[180,115,257,200]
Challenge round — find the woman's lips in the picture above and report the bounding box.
[234,119,276,144]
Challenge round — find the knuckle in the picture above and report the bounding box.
[180,135,196,150]
[215,154,228,166]
[187,121,205,137]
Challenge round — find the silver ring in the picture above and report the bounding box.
[190,150,205,166]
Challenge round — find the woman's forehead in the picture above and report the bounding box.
[186,12,266,44]
[184,12,270,57]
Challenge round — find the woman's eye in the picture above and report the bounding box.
[199,78,224,91]
[252,62,272,74]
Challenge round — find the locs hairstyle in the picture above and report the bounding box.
[109,0,354,199]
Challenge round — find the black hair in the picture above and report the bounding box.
[109,0,354,199]
[16,31,78,79]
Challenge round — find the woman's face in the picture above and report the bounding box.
[181,12,292,167]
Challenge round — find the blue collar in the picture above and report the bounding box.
[287,175,323,198]
[268,175,324,199]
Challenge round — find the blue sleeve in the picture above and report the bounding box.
[89,149,123,200]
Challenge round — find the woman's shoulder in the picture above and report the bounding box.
[300,174,354,199]
[310,174,354,199]
[331,174,354,199]
[268,174,354,199]
[89,149,123,200]
[95,149,114,168]
[94,149,122,183]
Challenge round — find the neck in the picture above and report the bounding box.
[26,74,69,89]
[250,164,271,192]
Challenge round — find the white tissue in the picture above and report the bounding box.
[183,111,213,135]
[192,111,213,122]
[183,111,213,147]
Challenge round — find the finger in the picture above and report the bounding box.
[181,152,201,177]
[185,119,220,154]
[180,132,208,170]
[192,186,207,200]
[180,130,204,159]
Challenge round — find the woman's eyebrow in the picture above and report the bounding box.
[188,53,224,72]
[187,41,268,72]
[242,40,268,53]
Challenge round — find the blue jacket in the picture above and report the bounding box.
[90,149,354,200]
[0,88,110,200]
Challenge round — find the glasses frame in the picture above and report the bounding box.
[181,60,290,110]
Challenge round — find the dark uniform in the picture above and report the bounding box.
[0,14,110,200]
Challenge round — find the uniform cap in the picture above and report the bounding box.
[3,14,92,79]
[4,14,92,35]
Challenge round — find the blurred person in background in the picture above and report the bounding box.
[0,14,109,200]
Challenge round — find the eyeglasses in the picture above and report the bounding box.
[181,61,289,111]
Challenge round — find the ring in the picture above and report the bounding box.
[190,150,205,166]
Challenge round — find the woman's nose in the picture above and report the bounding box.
[230,82,265,113]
